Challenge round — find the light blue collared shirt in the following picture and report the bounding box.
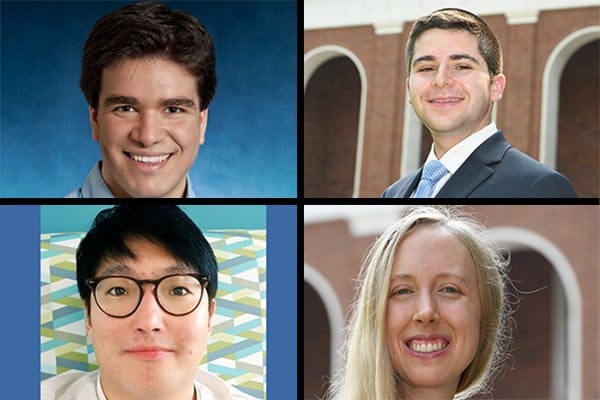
[65,161,196,198]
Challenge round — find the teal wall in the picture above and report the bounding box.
[41,205,266,233]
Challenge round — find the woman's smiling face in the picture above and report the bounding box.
[386,224,481,399]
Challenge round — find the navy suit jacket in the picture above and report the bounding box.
[382,131,578,198]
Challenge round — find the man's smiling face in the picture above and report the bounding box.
[90,57,207,198]
[407,29,505,145]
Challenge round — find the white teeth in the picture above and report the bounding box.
[409,341,447,353]
[433,99,460,103]
[130,154,169,163]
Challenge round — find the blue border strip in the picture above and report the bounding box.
[0,204,295,398]
[267,205,297,398]
[0,206,40,397]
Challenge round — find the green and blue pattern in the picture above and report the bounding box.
[41,230,266,400]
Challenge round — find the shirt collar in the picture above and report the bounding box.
[80,161,196,198]
[424,122,498,174]
[96,373,201,400]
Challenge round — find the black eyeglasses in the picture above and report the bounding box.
[86,273,209,318]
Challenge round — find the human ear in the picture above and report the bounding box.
[207,299,217,332]
[490,73,506,102]
[198,109,208,146]
[84,303,93,341]
[89,106,100,141]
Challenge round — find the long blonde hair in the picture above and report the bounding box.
[326,206,512,400]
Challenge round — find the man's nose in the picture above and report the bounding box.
[432,65,454,87]
[130,112,166,146]
[132,286,165,333]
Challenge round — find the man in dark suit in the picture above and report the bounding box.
[382,8,577,198]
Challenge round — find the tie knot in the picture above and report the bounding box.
[414,160,448,198]
[421,160,447,183]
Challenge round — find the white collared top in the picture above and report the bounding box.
[41,369,256,400]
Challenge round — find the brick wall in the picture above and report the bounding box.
[304,205,599,399]
[558,40,600,197]
[304,7,600,197]
[305,57,360,197]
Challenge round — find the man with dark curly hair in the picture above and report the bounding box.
[66,2,217,198]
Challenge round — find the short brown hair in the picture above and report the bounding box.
[80,1,217,111]
[406,8,502,77]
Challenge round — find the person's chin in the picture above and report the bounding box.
[402,367,457,392]
[118,168,177,198]
[125,185,172,198]
[110,160,188,198]
[419,114,456,130]
[428,125,463,137]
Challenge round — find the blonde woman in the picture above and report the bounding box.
[326,206,512,400]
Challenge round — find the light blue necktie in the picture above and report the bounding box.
[414,160,448,198]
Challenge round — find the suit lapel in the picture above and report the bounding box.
[386,170,421,198]
[437,156,493,197]
[402,171,421,198]
[436,131,511,197]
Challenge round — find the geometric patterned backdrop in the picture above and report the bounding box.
[41,229,266,400]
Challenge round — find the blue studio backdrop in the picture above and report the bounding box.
[0,1,297,198]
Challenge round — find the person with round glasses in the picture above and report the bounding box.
[86,273,210,318]
[42,205,254,400]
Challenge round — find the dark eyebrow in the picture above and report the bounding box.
[413,53,480,66]
[449,53,480,65]
[160,97,197,109]
[97,264,133,276]
[103,95,139,107]
[96,263,194,278]
[413,55,436,66]
[102,96,197,110]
